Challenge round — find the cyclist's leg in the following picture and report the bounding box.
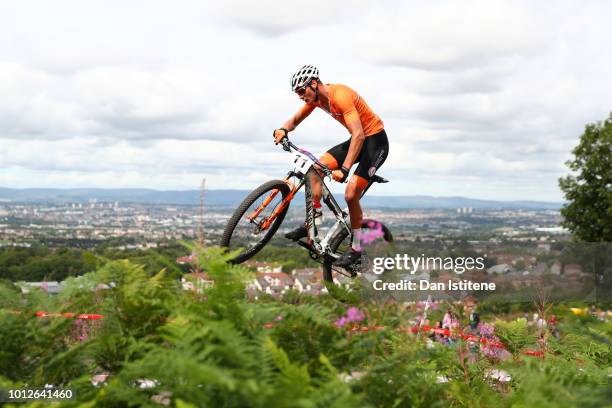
[345,176,369,232]
[350,130,389,242]
[335,130,389,265]
[285,140,348,241]
[311,139,350,205]
[310,152,339,204]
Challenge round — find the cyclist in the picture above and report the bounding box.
[273,65,389,267]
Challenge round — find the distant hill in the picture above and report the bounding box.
[0,188,247,206]
[361,195,562,210]
[0,187,562,210]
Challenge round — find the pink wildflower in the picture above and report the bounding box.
[336,307,365,328]
[335,317,348,328]
[479,323,495,337]
[359,223,385,245]
[346,307,365,322]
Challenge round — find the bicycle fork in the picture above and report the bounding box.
[247,177,301,231]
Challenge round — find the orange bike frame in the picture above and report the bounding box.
[247,177,302,231]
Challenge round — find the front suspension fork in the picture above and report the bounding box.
[247,176,301,231]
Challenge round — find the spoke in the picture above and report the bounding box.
[228,187,286,255]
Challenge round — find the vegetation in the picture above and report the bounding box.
[0,246,98,282]
[0,243,188,282]
[0,246,610,407]
[559,112,612,242]
[251,243,320,271]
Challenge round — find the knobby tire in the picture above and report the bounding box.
[220,180,291,264]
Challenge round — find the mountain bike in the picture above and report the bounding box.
[220,137,394,290]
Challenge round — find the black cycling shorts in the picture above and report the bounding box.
[326,129,389,181]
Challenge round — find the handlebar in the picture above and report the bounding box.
[280,137,333,177]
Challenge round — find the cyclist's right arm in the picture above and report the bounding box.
[274,103,315,143]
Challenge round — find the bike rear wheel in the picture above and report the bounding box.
[220,180,291,264]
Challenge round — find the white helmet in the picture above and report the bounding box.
[290,65,319,92]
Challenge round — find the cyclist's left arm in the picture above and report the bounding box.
[274,104,316,143]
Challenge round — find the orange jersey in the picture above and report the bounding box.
[298,84,384,137]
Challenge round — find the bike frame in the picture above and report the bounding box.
[247,139,379,261]
[248,139,354,258]
[290,167,351,259]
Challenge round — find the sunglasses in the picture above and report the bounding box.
[295,86,307,96]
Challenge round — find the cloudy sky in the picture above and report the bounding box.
[1,0,610,201]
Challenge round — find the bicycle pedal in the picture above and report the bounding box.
[348,263,361,275]
[351,254,370,275]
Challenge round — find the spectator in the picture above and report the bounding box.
[548,315,560,340]
[442,309,459,331]
[469,307,480,331]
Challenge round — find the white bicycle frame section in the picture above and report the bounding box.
[287,147,351,258]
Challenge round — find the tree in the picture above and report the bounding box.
[559,113,612,242]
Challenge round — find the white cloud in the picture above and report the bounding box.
[208,0,365,36]
[1,0,611,201]
[358,1,551,70]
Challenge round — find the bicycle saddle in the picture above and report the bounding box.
[371,175,389,183]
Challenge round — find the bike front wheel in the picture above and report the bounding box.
[220,180,291,264]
